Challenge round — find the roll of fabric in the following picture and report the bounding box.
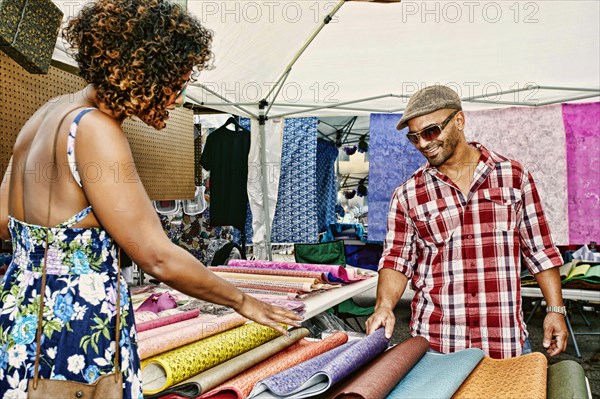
[386,348,485,399]
[547,360,589,399]
[452,352,547,399]
[145,329,310,399]
[139,313,247,359]
[209,266,327,283]
[200,331,349,399]
[328,336,429,399]
[248,329,389,399]
[227,259,373,283]
[142,323,282,395]
[214,271,338,291]
[137,309,202,333]
[138,314,219,341]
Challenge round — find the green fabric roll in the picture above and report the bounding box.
[547,360,589,399]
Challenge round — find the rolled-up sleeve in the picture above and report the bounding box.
[378,189,417,279]
[518,170,563,274]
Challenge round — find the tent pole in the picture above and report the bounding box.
[262,0,346,116]
[535,93,600,106]
[264,70,291,117]
[258,101,273,260]
[189,85,258,119]
[271,94,403,118]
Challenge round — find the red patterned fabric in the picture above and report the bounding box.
[380,143,562,359]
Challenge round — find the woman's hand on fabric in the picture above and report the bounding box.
[235,294,303,335]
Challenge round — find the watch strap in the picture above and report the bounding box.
[546,305,567,316]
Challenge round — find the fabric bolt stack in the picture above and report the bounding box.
[248,329,390,398]
[141,322,282,395]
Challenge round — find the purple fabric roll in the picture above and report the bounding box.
[562,102,600,244]
[227,260,370,283]
[248,329,389,398]
[136,309,201,333]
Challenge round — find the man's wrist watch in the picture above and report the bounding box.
[546,306,567,317]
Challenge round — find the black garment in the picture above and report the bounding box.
[200,123,250,229]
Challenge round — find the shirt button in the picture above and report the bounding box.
[471,292,477,297]
[467,234,473,239]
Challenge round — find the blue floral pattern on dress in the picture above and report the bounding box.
[0,215,143,398]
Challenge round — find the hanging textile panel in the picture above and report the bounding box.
[368,113,424,242]
[141,323,281,395]
[464,104,568,244]
[242,118,284,256]
[144,329,310,399]
[271,117,319,243]
[316,138,339,234]
[327,336,428,399]
[562,102,600,244]
[199,331,349,399]
[452,352,547,399]
[248,328,389,399]
[386,348,485,399]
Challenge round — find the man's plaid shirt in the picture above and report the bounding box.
[379,143,562,358]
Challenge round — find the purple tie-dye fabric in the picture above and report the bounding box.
[368,113,424,242]
[562,102,600,244]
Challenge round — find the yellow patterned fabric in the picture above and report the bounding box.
[452,352,547,399]
[141,323,282,395]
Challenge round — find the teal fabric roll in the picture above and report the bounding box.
[547,360,589,399]
[386,348,485,399]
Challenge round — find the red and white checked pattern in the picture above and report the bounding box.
[380,143,562,359]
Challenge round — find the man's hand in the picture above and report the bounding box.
[542,312,568,356]
[366,305,396,339]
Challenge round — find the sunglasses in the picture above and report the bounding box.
[406,110,459,145]
[176,81,189,99]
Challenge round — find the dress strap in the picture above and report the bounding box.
[67,107,97,187]
[55,206,93,228]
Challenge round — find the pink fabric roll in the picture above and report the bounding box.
[209,266,328,282]
[138,313,247,360]
[227,260,370,283]
[137,309,201,333]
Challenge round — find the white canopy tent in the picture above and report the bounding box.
[49,0,600,258]
[51,0,600,118]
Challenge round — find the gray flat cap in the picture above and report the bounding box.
[396,85,462,130]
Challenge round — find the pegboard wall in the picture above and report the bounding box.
[0,52,195,200]
[123,110,195,200]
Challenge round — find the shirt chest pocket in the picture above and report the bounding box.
[408,198,461,245]
[480,187,522,231]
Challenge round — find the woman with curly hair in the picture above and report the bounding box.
[0,1,301,397]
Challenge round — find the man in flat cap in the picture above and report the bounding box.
[366,85,567,359]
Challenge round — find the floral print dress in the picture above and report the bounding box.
[0,211,143,398]
[0,107,142,398]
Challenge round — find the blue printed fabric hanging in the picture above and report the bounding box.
[368,114,424,242]
[316,138,338,234]
[271,117,318,243]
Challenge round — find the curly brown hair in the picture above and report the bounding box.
[63,0,212,129]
